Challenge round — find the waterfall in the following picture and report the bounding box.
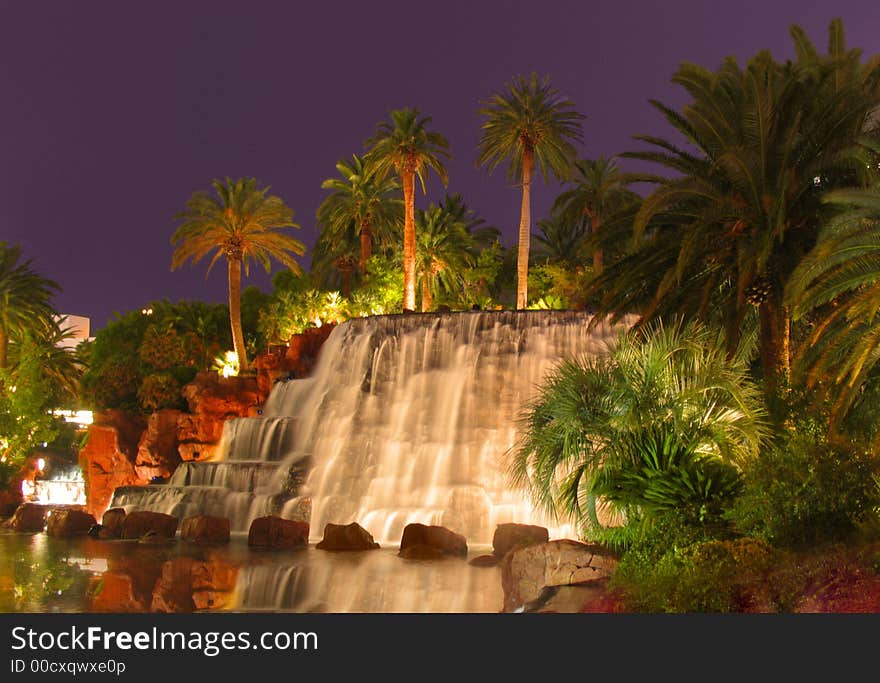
[111,310,630,543]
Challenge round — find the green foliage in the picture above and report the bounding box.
[79,300,236,413]
[0,336,66,469]
[727,430,880,548]
[612,524,779,612]
[511,320,769,540]
[137,373,185,412]
[0,242,60,368]
[588,18,880,381]
[349,254,404,315]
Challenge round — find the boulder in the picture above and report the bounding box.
[492,523,549,559]
[46,509,97,537]
[182,372,261,418]
[248,516,309,549]
[399,523,467,559]
[176,413,226,462]
[78,415,148,519]
[121,511,178,540]
[6,503,47,532]
[135,409,182,480]
[316,522,380,551]
[501,539,619,612]
[468,554,500,568]
[100,507,127,539]
[180,515,230,545]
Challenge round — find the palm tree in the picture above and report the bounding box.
[316,154,403,276]
[365,108,450,311]
[552,156,640,274]
[310,219,361,298]
[477,73,585,309]
[170,177,304,372]
[414,203,478,311]
[533,213,591,268]
[0,242,59,369]
[586,19,880,391]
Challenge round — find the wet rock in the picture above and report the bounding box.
[501,539,619,612]
[151,556,239,613]
[492,523,549,559]
[46,509,97,537]
[100,507,127,539]
[399,523,467,559]
[520,580,622,613]
[88,524,103,538]
[468,554,500,567]
[248,516,309,549]
[316,522,380,551]
[138,530,177,545]
[121,511,179,540]
[135,409,182,481]
[5,503,47,532]
[78,412,148,519]
[180,515,230,545]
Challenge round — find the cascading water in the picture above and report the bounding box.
[110,416,309,532]
[271,310,629,544]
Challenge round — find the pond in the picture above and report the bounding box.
[0,531,503,613]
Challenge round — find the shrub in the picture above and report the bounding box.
[137,373,184,412]
[727,433,880,549]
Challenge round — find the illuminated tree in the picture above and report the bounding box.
[365,109,450,311]
[477,73,584,309]
[170,177,304,371]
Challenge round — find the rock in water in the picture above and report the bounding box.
[46,509,97,537]
[121,511,179,540]
[399,523,467,559]
[180,515,230,545]
[501,540,619,612]
[247,516,309,549]
[316,522,380,551]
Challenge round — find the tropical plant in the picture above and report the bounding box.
[316,154,403,276]
[310,218,361,297]
[787,148,880,417]
[551,156,641,274]
[511,320,769,543]
[586,19,880,393]
[170,177,305,371]
[532,213,590,269]
[0,242,60,369]
[477,73,584,309]
[414,203,475,311]
[365,108,450,311]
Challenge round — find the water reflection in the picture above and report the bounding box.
[0,532,502,613]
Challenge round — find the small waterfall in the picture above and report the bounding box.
[109,418,309,532]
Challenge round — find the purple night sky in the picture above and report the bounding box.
[2,1,878,331]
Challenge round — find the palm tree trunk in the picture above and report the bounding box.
[516,150,534,310]
[403,172,417,311]
[227,258,248,372]
[758,294,790,396]
[421,276,433,312]
[591,214,603,275]
[360,219,372,277]
[0,327,7,370]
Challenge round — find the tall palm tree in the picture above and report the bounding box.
[170,177,304,372]
[0,242,59,369]
[477,73,585,309]
[414,202,478,311]
[316,154,403,276]
[365,108,451,311]
[533,212,591,268]
[552,156,640,274]
[587,19,880,391]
